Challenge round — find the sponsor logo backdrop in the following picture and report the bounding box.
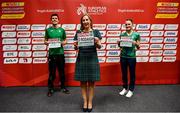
[0,0,180,86]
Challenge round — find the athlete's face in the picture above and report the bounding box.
[82,15,91,29]
[125,20,133,31]
[51,16,59,25]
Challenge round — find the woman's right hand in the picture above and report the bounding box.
[117,40,121,47]
[74,41,78,50]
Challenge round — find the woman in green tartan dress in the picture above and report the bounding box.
[73,14,101,112]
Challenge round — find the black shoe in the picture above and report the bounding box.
[83,108,88,112]
[62,88,70,94]
[87,108,92,112]
[47,89,54,97]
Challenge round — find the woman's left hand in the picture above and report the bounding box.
[94,37,100,44]
[94,37,101,49]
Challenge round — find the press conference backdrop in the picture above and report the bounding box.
[0,0,180,86]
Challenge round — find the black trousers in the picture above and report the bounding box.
[48,54,66,90]
[120,57,136,91]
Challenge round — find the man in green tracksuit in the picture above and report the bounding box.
[45,14,70,97]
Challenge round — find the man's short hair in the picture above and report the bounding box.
[51,14,59,19]
[126,18,133,23]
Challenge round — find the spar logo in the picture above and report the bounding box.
[17,38,31,44]
[164,37,177,43]
[4,58,18,64]
[106,31,121,36]
[150,24,164,30]
[77,3,107,15]
[165,24,178,30]
[1,25,16,31]
[140,37,150,43]
[17,25,30,31]
[136,24,150,30]
[32,38,45,44]
[150,50,163,56]
[139,44,149,49]
[18,51,32,57]
[2,38,17,44]
[33,58,47,63]
[93,24,106,30]
[163,56,176,62]
[3,52,18,57]
[136,57,149,62]
[17,31,31,37]
[106,24,121,30]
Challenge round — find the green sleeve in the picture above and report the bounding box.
[136,33,140,41]
[73,30,81,41]
[94,29,102,40]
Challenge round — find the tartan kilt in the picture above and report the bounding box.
[74,51,100,81]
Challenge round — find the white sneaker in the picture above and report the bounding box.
[119,88,127,95]
[125,90,133,98]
